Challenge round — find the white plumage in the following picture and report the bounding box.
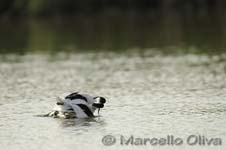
[48,92,106,118]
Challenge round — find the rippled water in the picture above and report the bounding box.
[0,51,226,150]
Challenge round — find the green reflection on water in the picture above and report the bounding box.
[0,13,226,54]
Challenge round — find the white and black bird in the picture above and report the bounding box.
[47,92,106,119]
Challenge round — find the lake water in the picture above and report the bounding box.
[0,14,226,150]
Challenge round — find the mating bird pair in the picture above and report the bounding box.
[48,92,106,119]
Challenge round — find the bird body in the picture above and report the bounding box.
[48,92,106,119]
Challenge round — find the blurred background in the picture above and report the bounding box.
[0,0,226,54]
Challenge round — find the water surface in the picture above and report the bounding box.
[0,51,225,150]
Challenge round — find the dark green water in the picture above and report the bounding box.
[0,13,226,54]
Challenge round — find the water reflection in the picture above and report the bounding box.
[0,19,29,54]
[0,13,226,54]
[59,117,106,128]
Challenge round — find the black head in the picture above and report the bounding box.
[94,96,106,104]
[100,97,106,104]
[93,96,106,109]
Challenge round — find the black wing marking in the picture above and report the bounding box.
[65,92,88,102]
[76,104,94,117]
